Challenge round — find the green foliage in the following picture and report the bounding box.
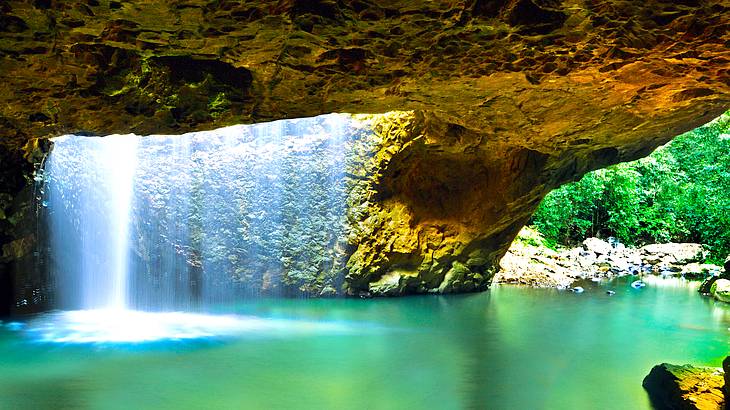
[531,111,730,262]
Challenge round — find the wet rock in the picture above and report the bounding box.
[438,262,471,294]
[318,285,338,297]
[368,270,419,296]
[710,279,730,303]
[643,363,725,410]
[496,227,577,288]
[699,275,721,295]
[682,263,723,280]
[0,235,34,261]
[497,230,714,289]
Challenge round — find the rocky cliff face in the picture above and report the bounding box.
[1,0,728,309]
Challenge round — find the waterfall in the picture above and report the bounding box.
[44,114,357,313]
[46,134,138,310]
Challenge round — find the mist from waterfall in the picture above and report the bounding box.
[44,114,360,313]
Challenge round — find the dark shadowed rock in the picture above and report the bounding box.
[643,363,725,410]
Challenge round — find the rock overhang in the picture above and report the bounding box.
[0,0,728,305]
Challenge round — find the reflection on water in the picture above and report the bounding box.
[23,310,352,344]
[0,277,728,409]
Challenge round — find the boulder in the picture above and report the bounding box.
[583,238,612,256]
[368,270,420,296]
[682,263,722,280]
[711,279,730,303]
[642,363,725,410]
[641,243,706,265]
[700,276,720,295]
[438,262,471,294]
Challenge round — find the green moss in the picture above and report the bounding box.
[209,92,230,118]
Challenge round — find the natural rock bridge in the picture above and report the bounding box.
[0,0,728,312]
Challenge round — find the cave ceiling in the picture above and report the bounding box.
[0,0,727,161]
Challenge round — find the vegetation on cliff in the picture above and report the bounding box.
[532,111,730,262]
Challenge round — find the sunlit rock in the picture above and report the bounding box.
[640,243,707,265]
[583,238,612,256]
[643,363,725,410]
[710,279,730,303]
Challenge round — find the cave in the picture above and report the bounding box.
[0,0,728,408]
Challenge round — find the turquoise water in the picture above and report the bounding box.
[1,276,729,409]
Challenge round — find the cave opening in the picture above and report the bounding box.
[0,0,728,405]
[497,111,730,290]
[0,110,727,408]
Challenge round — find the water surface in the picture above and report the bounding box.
[1,277,728,409]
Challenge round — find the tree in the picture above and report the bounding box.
[531,111,730,262]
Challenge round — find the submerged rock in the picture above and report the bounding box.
[631,280,646,289]
[571,286,584,293]
[643,363,725,410]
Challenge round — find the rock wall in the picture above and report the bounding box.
[0,0,729,308]
[346,111,555,295]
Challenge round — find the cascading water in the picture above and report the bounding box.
[45,134,138,310]
[36,114,365,342]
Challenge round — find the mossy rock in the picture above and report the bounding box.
[710,279,730,303]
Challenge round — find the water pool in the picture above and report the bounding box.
[1,276,728,409]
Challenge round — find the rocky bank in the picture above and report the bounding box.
[496,227,723,287]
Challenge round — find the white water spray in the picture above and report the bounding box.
[47,134,138,310]
[41,115,355,342]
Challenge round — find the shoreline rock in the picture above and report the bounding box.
[643,363,725,410]
[495,228,721,288]
[710,279,730,303]
[699,255,730,303]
